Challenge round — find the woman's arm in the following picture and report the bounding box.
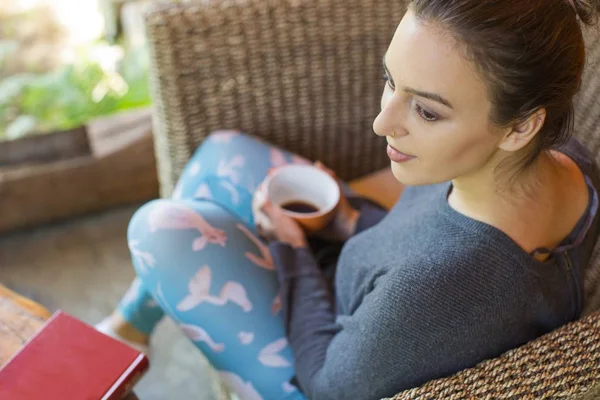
[270,242,411,399]
[269,242,416,400]
[268,245,526,400]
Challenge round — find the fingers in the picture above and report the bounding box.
[255,210,274,240]
[266,167,280,178]
[314,160,329,172]
[314,160,336,179]
[260,199,276,218]
[255,221,268,239]
[261,200,288,218]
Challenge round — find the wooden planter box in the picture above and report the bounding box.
[0,108,159,234]
[0,126,92,167]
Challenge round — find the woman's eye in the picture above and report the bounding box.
[382,74,395,90]
[381,76,439,122]
[416,104,439,122]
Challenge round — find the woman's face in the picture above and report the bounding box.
[373,10,507,186]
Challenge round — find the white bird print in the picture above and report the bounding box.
[194,183,213,199]
[177,266,253,312]
[238,331,255,345]
[128,240,156,273]
[189,161,202,177]
[217,155,245,183]
[180,323,225,353]
[237,224,274,271]
[218,371,263,400]
[147,203,227,251]
[220,180,240,205]
[210,130,241,144]
[258,338,291,368]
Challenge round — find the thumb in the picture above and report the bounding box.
[314,160,335,178]
[260,199,276,217]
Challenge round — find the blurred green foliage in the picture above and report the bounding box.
[0,43,151,141]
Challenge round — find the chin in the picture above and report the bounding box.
[390,161,441,186]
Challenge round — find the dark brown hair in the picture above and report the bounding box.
[411,0,600,172]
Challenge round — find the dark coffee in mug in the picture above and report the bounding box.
[280,200,320,214]
[265,164,340,232]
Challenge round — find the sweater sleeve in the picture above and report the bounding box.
[267,243,426,399]
[267,245,526,400]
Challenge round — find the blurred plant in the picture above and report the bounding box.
[0,1,152,141]
[0,42,151,140]
[0,2,66,78]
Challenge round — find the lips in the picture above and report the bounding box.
[386,144,416,163]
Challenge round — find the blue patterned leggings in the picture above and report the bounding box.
[120,131,312,400]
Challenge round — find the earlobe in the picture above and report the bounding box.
[498,109,546,153]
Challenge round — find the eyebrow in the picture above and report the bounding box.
[382,55,454,110]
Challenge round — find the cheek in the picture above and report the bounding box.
[403,127,498,183]
[438,134,496,170]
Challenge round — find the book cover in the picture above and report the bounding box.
[0,310,149,400]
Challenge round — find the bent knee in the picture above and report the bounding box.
[127,199,239,274]
[128,199,237,238]
[127,199,240,246]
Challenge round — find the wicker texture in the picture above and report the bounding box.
[391,310,600,400]
[145,0,407,196]
[145,1,600,398]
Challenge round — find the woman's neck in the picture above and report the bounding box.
[450,151,559,214]
[447,151,580,256]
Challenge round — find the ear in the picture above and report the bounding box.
[498,109,546,152]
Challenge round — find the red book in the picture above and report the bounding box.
[0,311,149,400]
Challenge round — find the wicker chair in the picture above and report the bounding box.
[144,0,600,398]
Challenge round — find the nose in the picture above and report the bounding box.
[373,85,408,137]
[373,104,407,138]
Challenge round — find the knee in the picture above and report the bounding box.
[127,199,163,242]
[128,198,234,239]
[128,198,238,253]
[127,198,236,275]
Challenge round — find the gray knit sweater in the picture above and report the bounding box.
[269,138,600,400]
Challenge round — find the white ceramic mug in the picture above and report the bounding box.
[257,164,341,232]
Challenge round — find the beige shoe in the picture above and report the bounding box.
[95,317,151,356]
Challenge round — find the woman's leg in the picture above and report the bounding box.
[105,131,307,399]
[171,129,311,227]
[128,198,304,400]
[95,276,164,353]
[114,277,164,335]
[100,130,309,343]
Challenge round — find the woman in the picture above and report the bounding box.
[97,0,600,399]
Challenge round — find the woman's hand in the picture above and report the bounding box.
[313,162,360,242]
[257,200,308,248]
[251,161,359,246]
[253,181,307,248]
